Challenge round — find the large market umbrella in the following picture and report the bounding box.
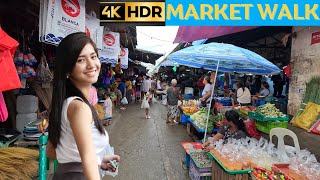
[167,42,281,143]
[167,42,280,75]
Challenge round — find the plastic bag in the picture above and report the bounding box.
[0,28,21,91]
[120,97,128,105]
[243,118,261,140]
[292,102,320,130]
[100,145,119,177]
[0,92,8,122]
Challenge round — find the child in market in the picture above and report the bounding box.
[103,92,113,126]
[141,88,152,119]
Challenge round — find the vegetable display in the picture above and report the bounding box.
[190,108,216,130]
[256,103,285,118]
[252,167,290,180]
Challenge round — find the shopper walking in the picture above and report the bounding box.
[166,79,181,125]
[141,89,152,119]
[102,92,112,126]
[48,32,120,179]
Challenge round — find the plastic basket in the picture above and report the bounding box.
[190,152,212,169]
[189,158,211,180]
[208,152,252,175]
[255,120,288,134]
[248,111,289,122]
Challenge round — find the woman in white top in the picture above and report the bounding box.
[199,76,213,104]
[48,33,120,179]
[231,81,251,106]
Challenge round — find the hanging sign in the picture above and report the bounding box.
[100,31,120,64]
[43,0,86,45]
[119,48,128,69]
[85,13,103,49]
[311,31,320,45]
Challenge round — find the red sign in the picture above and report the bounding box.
[85,26,90,37]
[311,31,320,45]
[103,34,115,46]
[120,49,126,57]
[62,0,81,18]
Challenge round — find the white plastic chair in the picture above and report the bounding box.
[270,128,300,155]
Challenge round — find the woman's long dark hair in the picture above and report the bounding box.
[204,76,211,84]
[49,32,105,148]
[225,110,245,131]
[236,81,246,92]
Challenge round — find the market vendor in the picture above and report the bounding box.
[202,110,247,151]
[199,76,213,104]
[252,81,271,105]
[230,81,251,106]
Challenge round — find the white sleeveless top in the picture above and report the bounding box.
[56,97,109,165]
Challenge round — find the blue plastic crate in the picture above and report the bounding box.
[189,158,211,180]
[181,114,190,124]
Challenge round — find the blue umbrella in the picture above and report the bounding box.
[167,42,281,75]
[167,42,281,143]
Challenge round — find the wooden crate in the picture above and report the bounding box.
[211,160,249,180]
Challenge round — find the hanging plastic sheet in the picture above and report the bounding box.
[0,28,21,91]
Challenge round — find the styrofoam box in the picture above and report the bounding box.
[16,113,37,132]
[17,95,39,114]
[185,87,194,95]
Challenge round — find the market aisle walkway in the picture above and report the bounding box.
[105,101,193,180]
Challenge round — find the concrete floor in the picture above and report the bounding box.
[104,101,193,180]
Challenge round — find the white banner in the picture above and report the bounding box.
[85,13,103,49]
[120,48,128,69]
[100,31,120,64]
[44,0,85,45]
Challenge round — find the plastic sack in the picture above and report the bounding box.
[0,92,8,122]
[120,97,128,105]
[244,118,261,140]
[0,28,21,91]
[292,102,320,130]
[308,118,320,135]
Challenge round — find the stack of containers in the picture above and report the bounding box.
[16,95,38,132]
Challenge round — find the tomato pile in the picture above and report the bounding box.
[252,167,290,180]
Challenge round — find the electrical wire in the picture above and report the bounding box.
[129,26,174,43]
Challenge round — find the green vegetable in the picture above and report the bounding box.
[256,103,285,118]
[190,108,216,130]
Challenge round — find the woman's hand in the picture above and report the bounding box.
[199,97,204,101]
[101,155,121,172]
[202,141,210,149]
[37,119,49,133]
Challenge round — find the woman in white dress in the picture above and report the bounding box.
[48,32,120,179]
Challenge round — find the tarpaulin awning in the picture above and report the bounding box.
[173,26,258,43]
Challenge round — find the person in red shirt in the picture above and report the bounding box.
[197,76,205,97]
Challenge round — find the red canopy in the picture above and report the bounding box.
[173,26,258,43]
